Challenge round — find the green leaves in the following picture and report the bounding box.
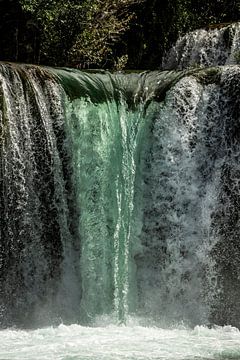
[18,0,142,68]
[11,0,240,68]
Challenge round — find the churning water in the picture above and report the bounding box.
[1,22,240,360]
[1,323,240,360]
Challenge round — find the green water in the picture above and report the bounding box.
[64,92,156,322]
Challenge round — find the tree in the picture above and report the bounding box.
[123,0,240,69]
[19,0,143,68]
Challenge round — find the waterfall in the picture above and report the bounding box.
[60,73,149,324]
[0,64,81,326]
[0,56,240,327]
[162,22,240,70]
[138,66,240,327]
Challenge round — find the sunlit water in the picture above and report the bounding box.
[1,323,240,360]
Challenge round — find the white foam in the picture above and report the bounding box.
[1,324,240,359]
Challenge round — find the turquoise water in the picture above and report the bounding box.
[63,91,155,323]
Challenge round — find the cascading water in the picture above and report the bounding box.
[1,23,240,360]
[162,22,240,70]
[0,65,186,327]
[61,74,148,324]
[138,66,240,328]
[0,65,81,327]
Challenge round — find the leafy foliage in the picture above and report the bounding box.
[0,0,239,69]
[124,0,240,69]
[19,0,142,68]
[69,0,141,68]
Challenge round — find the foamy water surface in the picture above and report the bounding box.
[1,322,240,360]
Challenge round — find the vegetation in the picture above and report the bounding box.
[0,0,239,69]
